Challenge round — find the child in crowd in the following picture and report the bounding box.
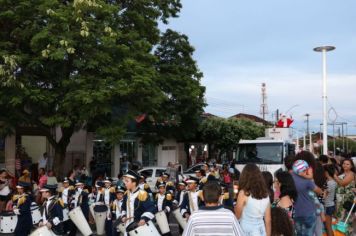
[291,159,323,236]
[323,164,337,236]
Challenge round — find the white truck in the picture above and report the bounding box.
[234,128,295,175]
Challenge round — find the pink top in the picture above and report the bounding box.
[38,175,48,188]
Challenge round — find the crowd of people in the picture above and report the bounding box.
[0,150,355,236]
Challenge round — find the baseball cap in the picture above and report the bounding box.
[293,160,309,174]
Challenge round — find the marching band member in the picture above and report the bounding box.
[58,177,75,207]
[39,184,64,235]
[155,182,173,236]
[138,175,153,199]
[155,172,169,189]
[155,182,173,215]
[121,170,156,232]
[58,177,75,234]
[73,181,89,219]
[112,187,125,235]
[95,179,115,236]
[180,176,204,220]
[67,181,90,236]
[13,182,32,236]
[112,187,125,220]
[173,182,187,234]
[173,182,187,207]
[156,173,175,194]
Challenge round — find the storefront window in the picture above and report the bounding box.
[142,144,157,166]
[119,141,137,163]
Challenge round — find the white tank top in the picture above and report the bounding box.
[240,195,269,225]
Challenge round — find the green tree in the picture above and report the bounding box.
[0,0,205,174]
[137,29,205,143]
[199,117,264,159]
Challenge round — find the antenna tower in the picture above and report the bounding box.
[260,83,268,120]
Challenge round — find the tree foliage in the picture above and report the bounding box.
[0,0,204,172]
[137,29,205,143]
[199,117,265,157]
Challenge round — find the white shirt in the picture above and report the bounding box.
[38,157,48,169]
[157,194,165,212]
[62,188,69,204]
[104,188,110,205]
[43,196,55,224]
[126,189,140,226]
[96,190,102,202]
[190,191,199,213]
[178,191,185,206]
[114,199,123,219]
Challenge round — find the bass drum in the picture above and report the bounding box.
[155,211,170,234]
[68,207,93,236]
[30,226,55,236]
[0,211,18,233]
[93,204,108,236]
[127,221,160,236]
[30,202,42,224]
[172,208,186,229]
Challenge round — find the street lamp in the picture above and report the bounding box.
[313,46,335,155]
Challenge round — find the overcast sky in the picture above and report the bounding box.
[167,0,356,135]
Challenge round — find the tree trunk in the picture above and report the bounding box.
[53,146,66,179]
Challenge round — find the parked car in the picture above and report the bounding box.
[138,167,167,192]
[182,163,206,178]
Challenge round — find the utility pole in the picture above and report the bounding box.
[305,114,310,135]
[260,83,268,120]
[305,113,310,150]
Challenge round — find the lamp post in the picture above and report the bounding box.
[313,46,335,155]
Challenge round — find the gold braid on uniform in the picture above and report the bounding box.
[138,190,148,201]
[198,190,203,200]
[57,198,65,208]
[12,194,20,202]
[17,194,27,206]
[110,186,116,193]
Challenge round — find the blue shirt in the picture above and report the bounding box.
[292,173,316,217]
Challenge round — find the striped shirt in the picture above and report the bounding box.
[183,205,245,236]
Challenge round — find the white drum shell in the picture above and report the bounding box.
[128,221,160,236]
[173,208,186,229]
[68,207,93,236]
[30,203,42,225]
[155,211,170,234]
[0,213,17,233]
[117,223,126,233]
[89,204,95,218]
[94,210,107,235]
[30,226,55,236]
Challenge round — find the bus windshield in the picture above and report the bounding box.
[236,143,284,164]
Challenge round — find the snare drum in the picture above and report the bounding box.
[127,221,160,236]
[0,211,18,233]
[30,226,55,236]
